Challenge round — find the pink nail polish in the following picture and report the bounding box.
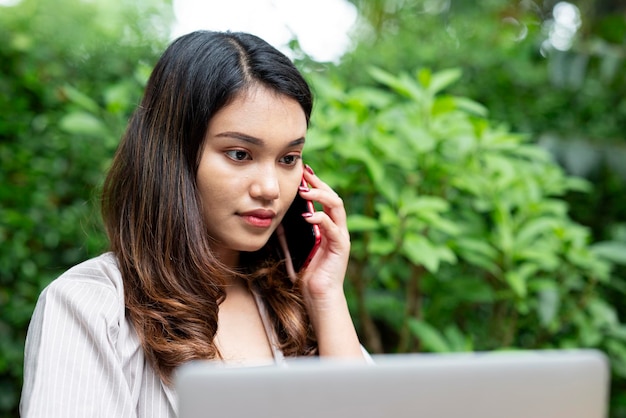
[298,185,310,192]
[305,164,315,175]
[301,212,313,218]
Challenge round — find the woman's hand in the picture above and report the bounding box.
[297,165,363,358]
[298,165,350,305]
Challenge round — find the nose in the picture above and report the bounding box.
[249,164,280,201]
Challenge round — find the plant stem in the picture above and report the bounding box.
[398,264,425,352]
[348,260,383,353]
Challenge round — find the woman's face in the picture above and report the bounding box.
[197,85,307,265]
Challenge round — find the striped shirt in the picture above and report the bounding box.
[20,253,284,418]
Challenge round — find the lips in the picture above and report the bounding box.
[239,209,276,228]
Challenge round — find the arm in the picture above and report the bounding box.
[20,273,136,418]
[298,166,364,359]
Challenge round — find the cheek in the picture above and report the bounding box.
[196,174,225,220]
[197,181,235,214]
[281,170,303,205]
[196,169,212,204]
[195,182,213,222]
[196,157,235,201]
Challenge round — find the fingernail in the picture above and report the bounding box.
[305,164,315,175]
[298,185,310,192]
[301,212,313,218]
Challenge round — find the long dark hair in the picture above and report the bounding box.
[101,31,315,384]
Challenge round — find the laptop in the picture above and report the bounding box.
[175,349,609,418]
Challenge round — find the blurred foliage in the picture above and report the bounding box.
[340,0,626,240]
[306,66,626,416]
[343,0,625,137]
[2,0,626,417]
[0,0,171,415]
[325,0,626,415]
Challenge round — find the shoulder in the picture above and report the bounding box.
[21,254,163,417]
[43,252,122,296]
[26,253,129,362]
[36,252,125,324]
[52,252,122,288]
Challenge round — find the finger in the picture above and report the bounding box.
[302,165,336,195]
[301,167,347,227]
[300,187,347,230]
[302,210,350,251]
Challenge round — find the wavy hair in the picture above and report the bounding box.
[101,31,316,384]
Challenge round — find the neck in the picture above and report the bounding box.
[212,247,240,270]
[212,247,243,288]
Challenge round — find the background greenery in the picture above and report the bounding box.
[1,0,625,416]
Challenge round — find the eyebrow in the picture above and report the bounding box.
[215,131,305,147]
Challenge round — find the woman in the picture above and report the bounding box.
[20,31,365,417]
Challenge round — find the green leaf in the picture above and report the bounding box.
[514,248,560,270]
[347,214,380,232]
[401,195,449,216]
[515,217,558,248]
[591,241,626,265]
[364,290,405,329]
[370,130,416,171]
[341,147,397,203]
[408,319,450,352]
[368,67,410,96]
[448,277,495,303]
[537,285,560,327]
[369,67,423,101]
[416,68,432,89]
[438,246,458,265]
[432,96,457,116]
[376,203,400,229]
[367,237,395,256]
[587,297,619,328]
[59,111,107,136]
[402,233,440,272]
[564,176,591,193]
[427,68,462,94]
[505,271,527,298]
[398,123,436,153]
[104,82,134,113]
[455,238,498,260]
[61,85,100,113]
[443,325,473,351]
[351,86,394,109]
[455,237,500,276]
[452,96,489,117]
[494,203,514,255]
[414,211,461,236]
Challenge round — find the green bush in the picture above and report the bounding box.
[0,0,170,415]
[305,67,626,414]
[2,0,625,416]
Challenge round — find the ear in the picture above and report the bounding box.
[275,224,297,283]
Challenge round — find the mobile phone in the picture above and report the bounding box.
[280,177,322,272]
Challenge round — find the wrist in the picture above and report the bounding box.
[302,283,347,314]
[303,290,353,341]
[302,289,363,358]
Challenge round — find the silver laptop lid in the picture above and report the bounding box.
[176,350,609,418]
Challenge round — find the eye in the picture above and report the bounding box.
[279,154,301,166]
[225,149,251,161]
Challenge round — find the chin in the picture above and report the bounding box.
[233,235,273,253]
[237,243,267,253]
